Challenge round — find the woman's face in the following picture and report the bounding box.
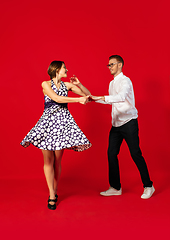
[58,64,68,78]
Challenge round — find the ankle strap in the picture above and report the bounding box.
[48,199,56,202]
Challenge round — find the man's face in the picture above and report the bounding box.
[108,58,122,77]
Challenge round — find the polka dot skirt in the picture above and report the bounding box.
[20,80,92,152]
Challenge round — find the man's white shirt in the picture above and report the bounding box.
[97,72,138,127]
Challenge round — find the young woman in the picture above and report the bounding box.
[20,61,92,210]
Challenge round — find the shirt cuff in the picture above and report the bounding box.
[104,96,111,103]
[96,99,106,104]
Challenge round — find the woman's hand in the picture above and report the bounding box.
[70,75,80,86]
[79,96,90,105]
[69,76,91,96]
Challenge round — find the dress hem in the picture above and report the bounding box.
[20,141,92,152]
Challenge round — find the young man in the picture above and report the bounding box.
[92,55,155,199]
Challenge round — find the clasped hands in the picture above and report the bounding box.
[79,95,103,105]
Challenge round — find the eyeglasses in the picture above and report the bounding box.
[107,62,120,68]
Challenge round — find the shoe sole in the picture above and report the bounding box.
[100,192,122,196]
[48,204,56,210]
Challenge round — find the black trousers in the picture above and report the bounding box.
[108,118,153,190]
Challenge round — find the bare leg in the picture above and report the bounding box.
[42,150,55,204]
[53,149,64,194]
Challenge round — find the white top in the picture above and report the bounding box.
[97,72,138,127]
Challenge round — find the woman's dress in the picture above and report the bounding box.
[20,80,92,152]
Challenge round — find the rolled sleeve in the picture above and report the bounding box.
[104,94,125,103]
[95,99,108,104]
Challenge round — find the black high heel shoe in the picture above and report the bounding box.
[55,194,58,202]
[48,199,56,210]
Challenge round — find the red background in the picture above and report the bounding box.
[0,0,170,239]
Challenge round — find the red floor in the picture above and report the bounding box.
[0,170,169,240]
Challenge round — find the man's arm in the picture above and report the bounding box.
[91,78,131,104]
[89,96,108,104]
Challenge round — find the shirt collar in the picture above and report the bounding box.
[114,72,123,82]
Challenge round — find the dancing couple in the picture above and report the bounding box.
[21,55,155,210]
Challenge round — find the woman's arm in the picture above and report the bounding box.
[42,81,89,104]
[68,75,91,96]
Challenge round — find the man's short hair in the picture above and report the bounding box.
[109,55,124,67]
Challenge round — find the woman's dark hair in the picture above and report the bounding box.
[47,61,65,79]
[109,55,124,67]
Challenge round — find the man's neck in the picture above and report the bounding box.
[114,71,122,78]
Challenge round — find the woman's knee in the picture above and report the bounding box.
[44,157,54,166]
[42,152,54,166]
[54,150,64,163]
[42,150,54,165]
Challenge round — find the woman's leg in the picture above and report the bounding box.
[53,149,64,194]
[41,150,56,202]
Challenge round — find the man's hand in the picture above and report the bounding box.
[88,96,105,101]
